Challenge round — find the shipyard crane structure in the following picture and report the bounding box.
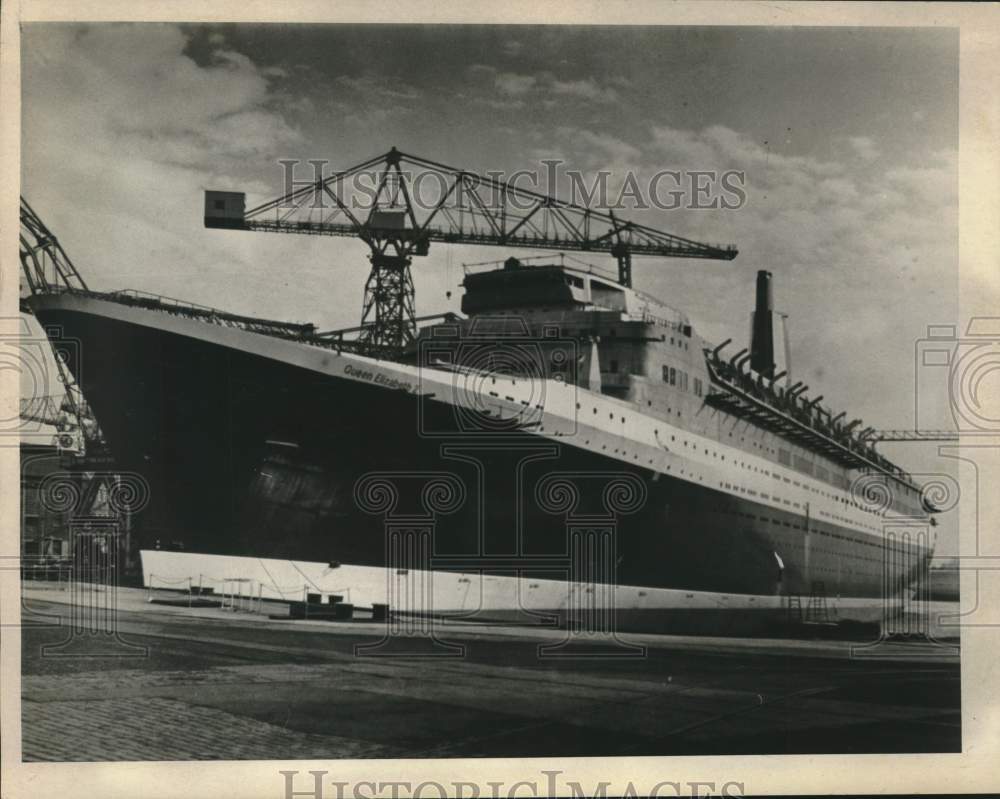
[18,388,103,454]
[19,197,89,302]
[862,430,960,443]
[19,197,105,455]
[205,146,737,358]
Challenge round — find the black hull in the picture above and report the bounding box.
[32,299,929,599]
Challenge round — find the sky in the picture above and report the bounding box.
[20,23,974,553]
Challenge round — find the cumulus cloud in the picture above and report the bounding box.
[21,23,304,312]
[570,130,642,164]
[541,120,958,433]
[334,73,422,101]
[495,72,538,96]
[479,67,620,104]
[466,63,497,78]
[473,97,527,111]
[549,78,619,103]
[847,135,880,162]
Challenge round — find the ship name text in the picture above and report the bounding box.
[344,363,414,393]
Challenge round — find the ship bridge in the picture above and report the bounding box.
[461,257,691,332]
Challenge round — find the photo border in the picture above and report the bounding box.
[1,2,997,797]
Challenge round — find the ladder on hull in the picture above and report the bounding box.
[785,581,836,627]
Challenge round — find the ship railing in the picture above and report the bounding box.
[33,284,335,343]
[58,286,461,358]
[145,573,276,614]
[462,253,620,283]
[106,289,317,338]
[111,288,218,313]
[703,350,913,486]
[145,574,197,605]
[317,311,463,341]
[219,578,260,613]
[636,310,686,332]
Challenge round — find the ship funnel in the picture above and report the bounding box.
[749,270,791,386]
[750,270,775,377]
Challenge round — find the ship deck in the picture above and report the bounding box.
[19,583,960,760]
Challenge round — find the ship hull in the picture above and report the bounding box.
[29,293,932,620]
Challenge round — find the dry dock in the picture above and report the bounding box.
[20,583,960,761]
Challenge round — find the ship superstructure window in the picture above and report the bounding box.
[610,359,619,373]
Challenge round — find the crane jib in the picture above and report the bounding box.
[203,146,739,358]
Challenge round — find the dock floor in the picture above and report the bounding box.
[19,584,961,761]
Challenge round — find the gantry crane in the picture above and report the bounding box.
[205,147,737,358]
[862,430,960,444]
[19,197,106,455]
[19,197,89,300]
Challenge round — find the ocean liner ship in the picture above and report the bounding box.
[25,247,938,632]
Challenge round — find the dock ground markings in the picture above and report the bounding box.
[19,590,960,760]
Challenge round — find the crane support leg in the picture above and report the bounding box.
[610,242,632,288]
[358,253,416,359]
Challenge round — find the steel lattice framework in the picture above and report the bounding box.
[862,430,960,443]
[20,197,89,296]
[206,147,738,358]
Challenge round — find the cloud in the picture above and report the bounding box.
[24,25,300,163]
[847,135,880,162]
[467,63,497,78]
[540,121,958,420]
[473,97,527,111]
[334,73,422,101]
[495,72,537,96]
[557,128,641,168]
[483,69,620,104]
[550,78,619,103]
[21,23,304,312]
[885,149,957,205]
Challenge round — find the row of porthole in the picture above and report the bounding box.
[754,518,883,573]
[817,508,878,533]
[556,405,907,528]
[771,520,882,563]
[734,504,886,549]
[707,403,904,500]
[577,399,849,500]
